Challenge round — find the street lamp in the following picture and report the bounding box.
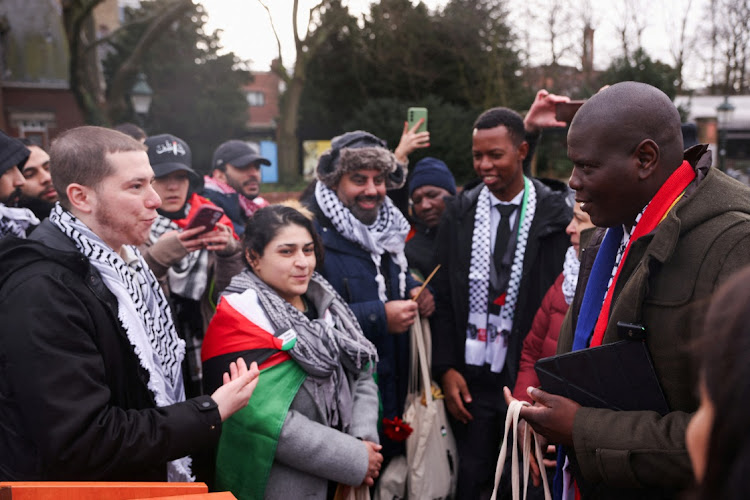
[130,72,153,126]
[716,96,735,171]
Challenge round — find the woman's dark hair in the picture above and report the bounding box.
[242,203,324,270]
[689,265,750,499]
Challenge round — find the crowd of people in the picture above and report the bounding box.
[0,81,749,500]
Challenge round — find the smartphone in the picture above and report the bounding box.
[555,100,585,124]
[408,107,428,133]
[185,205,224,234]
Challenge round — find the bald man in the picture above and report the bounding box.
[510,82,750,498]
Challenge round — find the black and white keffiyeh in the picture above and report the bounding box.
[225,269,378,429]
[314,180,410,301]
[49,203,192,482]
[465,178,536,373]
[561,246,580,306]
[149,209,210,301]
[603,206,646,303]
[0,203,39,238]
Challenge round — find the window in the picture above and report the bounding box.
[246,91,265,107]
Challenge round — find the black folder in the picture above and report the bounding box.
[534,339,670,415]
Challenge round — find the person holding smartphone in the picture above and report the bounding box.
[141,134,245,400]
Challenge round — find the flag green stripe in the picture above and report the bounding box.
[215,360,306,499]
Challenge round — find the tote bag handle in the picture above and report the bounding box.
[489,400,551,500]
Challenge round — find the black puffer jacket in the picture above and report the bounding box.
[0,220,222,481]
[430,177,571,386]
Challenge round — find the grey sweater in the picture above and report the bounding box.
[265,367,380,498]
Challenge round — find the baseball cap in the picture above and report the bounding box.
[144,134,199,181]
[212,140,270,170]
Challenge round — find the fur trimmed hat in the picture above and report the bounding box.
[316,130,405,189]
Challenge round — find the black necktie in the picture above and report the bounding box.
[493,204,518,285]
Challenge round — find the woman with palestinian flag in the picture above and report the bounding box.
[202,202,382,499]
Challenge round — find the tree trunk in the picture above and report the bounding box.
[276,76,304,183]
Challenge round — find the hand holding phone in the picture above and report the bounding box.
[554,100,585,124]
[395,108,430,163]
[185,205,224,234]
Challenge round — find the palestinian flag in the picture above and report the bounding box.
[202,289,306,499]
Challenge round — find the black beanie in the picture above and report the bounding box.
[408,157,456,197]
[0,130,30,176]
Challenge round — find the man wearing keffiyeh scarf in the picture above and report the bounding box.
[0,130,39,239]
[430,93,572,499]
[305,130,433,462]
[0,126,259,483]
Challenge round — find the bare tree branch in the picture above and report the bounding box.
[257,0,284,68]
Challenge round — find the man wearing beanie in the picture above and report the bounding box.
[430,94,572,499]
[0,130,38,238]
[201,139,271,236]
[406,156,456,281]
[306,130,433,462]
[141,133,244,399]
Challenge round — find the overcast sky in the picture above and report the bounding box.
[199,0,707,90]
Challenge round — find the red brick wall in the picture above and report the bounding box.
[2,87,85,146]
[243,71,281,128]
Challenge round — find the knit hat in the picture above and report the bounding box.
[144,134,199,182]
[212,140,270,171]
[316,130,405,189]
[408,157,456,197]
[0,130,30,177]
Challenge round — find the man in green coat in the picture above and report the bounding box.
[510,81,750,498]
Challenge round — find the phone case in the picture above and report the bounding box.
[186,206,224,232]
[408,107,428,133]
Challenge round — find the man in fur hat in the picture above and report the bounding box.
[306,130,433,461]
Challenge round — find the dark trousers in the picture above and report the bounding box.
[449,364,512,500]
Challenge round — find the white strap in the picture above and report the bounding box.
[489,400,551,500]
[409,312,433,404]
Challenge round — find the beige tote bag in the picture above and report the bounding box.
[404,313,458,499]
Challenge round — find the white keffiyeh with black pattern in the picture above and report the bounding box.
[465,178,536,373]
[149,206,209,301]
[561,246,580,306]
[49,203,192,482]
[0,203,39,238]
[315,180,410,301]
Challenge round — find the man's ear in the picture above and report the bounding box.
[635,139,659,180]
[66,183,95,214]
[517,141,530,162]
[212,169,227,183]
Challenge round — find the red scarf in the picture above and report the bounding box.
[589,161,695,347]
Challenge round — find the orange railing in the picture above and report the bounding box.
[0,482,236,500]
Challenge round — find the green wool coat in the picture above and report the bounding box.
[558,144,750,499]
